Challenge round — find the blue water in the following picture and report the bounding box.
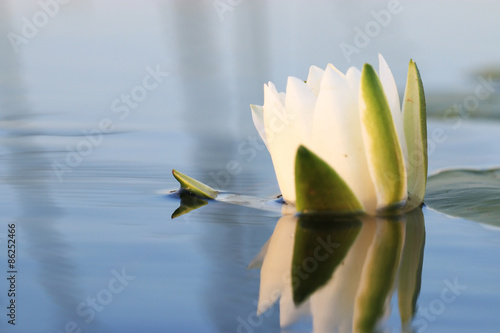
[1,1,500,332]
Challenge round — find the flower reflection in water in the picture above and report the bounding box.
[251,208,425,332]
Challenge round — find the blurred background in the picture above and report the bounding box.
[2,0,500,179]
[1,1,500,332]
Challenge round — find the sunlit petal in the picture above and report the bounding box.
[312,66,376,212]
[378,54,408,166]
[263,82,300,202]
[306,65,325,97]
[285,76,316,143]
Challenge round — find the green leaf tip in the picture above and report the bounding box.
[403,59,427,202]
[360,63,407,208]
[172,169,218,200]
[294,145,364,214]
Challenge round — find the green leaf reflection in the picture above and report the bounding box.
[292,214,362,305]
[398,208,425,324]
[171,190,208,219]
[254,209,426,332]
[354,216,404,332]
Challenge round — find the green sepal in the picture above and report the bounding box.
[360,64,407,208]
[403,60,427,202]
[172,169,218,200]
[294,145,364,214]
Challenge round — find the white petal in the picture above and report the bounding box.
[263,82,300,202]
[327,63,346,77]
[346,66,361,96]
[306,65,325,97]
[250,104,267,147]
[264,81,284,108]
[378,54,408,165]
[285,76,316,144]
[312,66,376,212]
[279,92,287,106]
[280,292,310,327]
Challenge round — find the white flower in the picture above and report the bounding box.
[251,54,426,214]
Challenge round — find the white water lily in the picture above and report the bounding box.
[251,54,426,214]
